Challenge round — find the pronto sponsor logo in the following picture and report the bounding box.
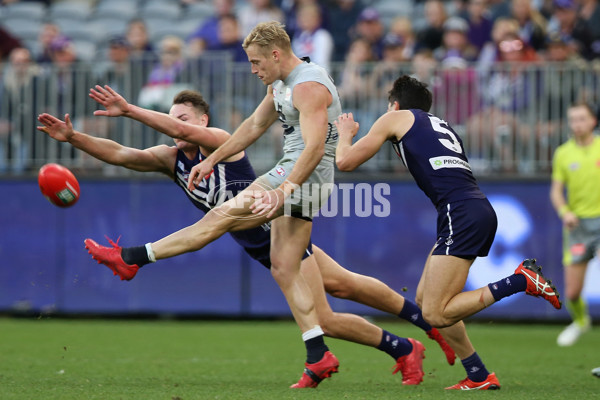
[429,156,472,171]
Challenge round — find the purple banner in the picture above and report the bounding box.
[1,179,597,321]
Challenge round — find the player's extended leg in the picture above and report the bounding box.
[85,179,281,279]
[300,253,425,385]
[269,216,339,389]
[416,252,499,390]
[312,245,455,365]
[151,179,280,259]
[421,255,561,328]
[557,261,591,346]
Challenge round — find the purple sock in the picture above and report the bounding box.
[488,274,527,302]
[461,352,490,382]
[377,330,412,360]
[398,299,433,332]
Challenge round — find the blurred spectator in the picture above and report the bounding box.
[48,35,78,68]
[126,19,156,63]
[416,0,448,52]
[281,0,328,40]
[34,22,60,64]
[337,37,377,139]
[0,26,23,62]
[434,17,479,64]
[544,31,586,62]
[411,49,440,87]
[238,0,285,38]
[462,0,494,52]
[326,0,363,62]
[536,33,588,147]
[94,36,132,93]
[291,3,333,70]
[547,0,594,59]
[579,0,600,52]
[389,16,417,60]
[187,0,235,57]
[511,0,547,51]
[211,14,246,61]
[138,36,186,112]
[477,17,520,72]
[147,36,185,86]
[350,7,385,60]
[0,47,40,173]
[488,0,512,20]
[371,33,411,98]
[468,33,541,171]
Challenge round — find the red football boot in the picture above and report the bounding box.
[515,259,561,309]
[84,237,139,281]
[445,372,501,390]
[392,338,425,385]
[427,328,456,365]
[290,351,339,388]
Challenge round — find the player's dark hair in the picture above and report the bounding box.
[388,75,433,112]
[173,90,210,117]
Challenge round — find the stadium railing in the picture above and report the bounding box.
[0,55,599,177]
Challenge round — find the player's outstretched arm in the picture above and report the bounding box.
[37,113,174,175]
[335,110,412,171]
[89,85,229,151]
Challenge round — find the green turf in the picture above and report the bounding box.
[0,317,598,399]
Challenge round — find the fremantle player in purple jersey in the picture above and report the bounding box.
[335,75,563,390]
[38,83,456,387]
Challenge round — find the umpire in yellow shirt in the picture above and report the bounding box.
[550,102,600,347]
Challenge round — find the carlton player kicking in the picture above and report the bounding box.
[334,75,562,390]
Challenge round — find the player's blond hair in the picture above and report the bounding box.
[242,21,291,54]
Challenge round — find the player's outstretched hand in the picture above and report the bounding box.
[90,85,130,118]
[37,113,75,142]
[188,159,215,191]
[334,113,360,139]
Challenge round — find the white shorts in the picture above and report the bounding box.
[261,154,334,220]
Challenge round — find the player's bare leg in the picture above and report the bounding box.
[300,253,425,384]
[415,250,496,389]
[415,251,475,358]
[313,245,405,313]
[269,215,340,388]
[313,245,455,365]
[151,179,279,260]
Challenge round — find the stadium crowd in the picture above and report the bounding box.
[0,0,599,174]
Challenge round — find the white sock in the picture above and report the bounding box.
[302,326,324,341]
[145,243,156,263]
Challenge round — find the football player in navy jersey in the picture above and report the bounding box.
[335,74,562,390]
[38,83,456,387]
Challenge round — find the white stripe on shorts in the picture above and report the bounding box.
[446,203,453,255]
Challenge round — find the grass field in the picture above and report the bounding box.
[1,317,598,400]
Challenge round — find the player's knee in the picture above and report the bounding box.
[422,307,452,328]
[315,312,337,337]
[270,258,295,285]
[322,276,353,299]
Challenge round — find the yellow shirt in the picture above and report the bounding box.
[551,135,600,218]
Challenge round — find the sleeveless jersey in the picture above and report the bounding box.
[271,58,341,161]
[173,149,270,253]
[391,109,486,208]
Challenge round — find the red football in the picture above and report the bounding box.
[38,163,80,208]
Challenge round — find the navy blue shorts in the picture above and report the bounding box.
[432,198,497,259]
